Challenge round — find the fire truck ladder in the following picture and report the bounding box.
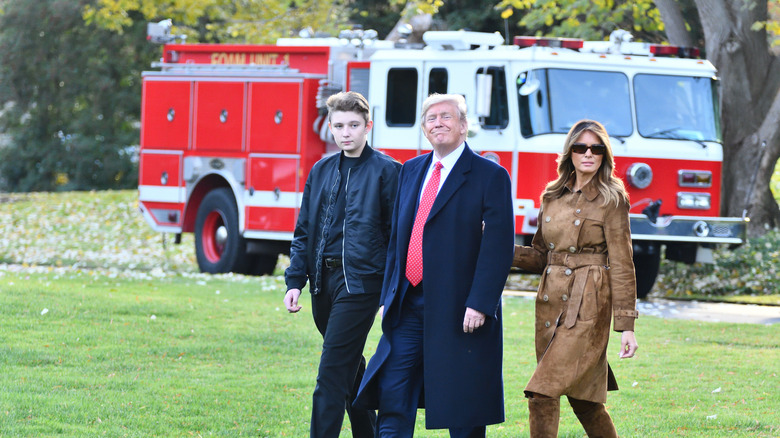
[151,62,301,76]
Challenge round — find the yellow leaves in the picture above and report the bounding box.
[82,0,141,33]
[501,8,514,20]
[752,19,780,47]
[562,16,579,28]
[55,173,69,186]
[496,0,535,11]
[84,0,348,43]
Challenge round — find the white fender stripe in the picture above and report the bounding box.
[243,190,301,209]
[139,185,186,203]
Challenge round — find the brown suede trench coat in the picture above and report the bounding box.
[513,179,639,403]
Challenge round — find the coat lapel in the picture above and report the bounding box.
[399,154,433,246]
[427,145,473,222]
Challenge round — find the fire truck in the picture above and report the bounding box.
[138,22,747,297]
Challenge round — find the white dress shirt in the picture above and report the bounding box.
[419,142,466,200]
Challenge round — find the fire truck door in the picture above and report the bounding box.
[247,81,302,154]
[141,80,192,150]
[421,62,513,169]
[468,65,511,154]
[139,150,184,230]
[369,61,424,162]
[244,80,304,234]
[194,81,245,152]
[245,155,298,233]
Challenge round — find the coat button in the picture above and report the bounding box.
[565,268,572,276]
[545,216,551,223]
[546,267,552,274]
[562,294,568,301]
[574,219,581,226]
[569,246,576,253]
[549,242,555,249]
[543,294,549,302]
[545,321,551,328]
[576,208,581,214]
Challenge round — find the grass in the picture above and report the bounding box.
[1,190,779,436]
[0,268,778,436]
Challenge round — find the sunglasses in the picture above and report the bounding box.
[571,143,606,155]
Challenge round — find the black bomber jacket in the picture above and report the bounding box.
[285,145,400,295]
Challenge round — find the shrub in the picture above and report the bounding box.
[655,228,780,297]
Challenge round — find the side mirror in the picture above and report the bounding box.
[519,75,540,96]
[475,74,492,117]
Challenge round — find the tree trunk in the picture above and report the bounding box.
[654,0,693,47]
[690,0,780,236]
[743,88,780,234]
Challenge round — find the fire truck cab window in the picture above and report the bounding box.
[477,67,509,129]
[386,68,419,126]
[428,68,448,95]
[518,69,632,138]
[634,74,721,143]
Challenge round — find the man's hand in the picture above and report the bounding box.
[619,330,638,358]
[284,288,302,313]
[463,307,486,333]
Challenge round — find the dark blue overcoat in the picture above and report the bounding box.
[354,145,514,429]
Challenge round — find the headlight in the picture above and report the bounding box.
[677,192,711,210]
[626,163,653,189]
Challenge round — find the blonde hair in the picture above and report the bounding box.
[543,120,629,207]
[421,93,467,124]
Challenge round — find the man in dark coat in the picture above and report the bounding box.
[353,93,514,437]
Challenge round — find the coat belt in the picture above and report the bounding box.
[546,252,608,329]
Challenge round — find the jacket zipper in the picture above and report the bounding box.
[341,167,352,294]
[317,169,341,294]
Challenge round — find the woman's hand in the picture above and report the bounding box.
[619,330,638,358]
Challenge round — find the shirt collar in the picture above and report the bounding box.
[565,174,600,201]
[433,142,465,171]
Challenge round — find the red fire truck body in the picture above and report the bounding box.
[139,29,746,296]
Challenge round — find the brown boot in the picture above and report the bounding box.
[528,395,560,438]
[567,397,618,438]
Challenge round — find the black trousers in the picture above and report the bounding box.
[310,266,380,438]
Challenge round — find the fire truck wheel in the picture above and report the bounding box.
[633,250,660,299]
[195,188,248,274]
[246,254,279,276]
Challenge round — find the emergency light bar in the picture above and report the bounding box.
[649,44,701,59]
[513,36,584,50]
[514,33,701,59]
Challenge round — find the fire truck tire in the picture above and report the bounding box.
[195,188,248,274]
[246,254,279,276]
[633,251,660,299]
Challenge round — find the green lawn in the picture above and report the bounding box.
[1,268,778,437]
[1,190,778,436]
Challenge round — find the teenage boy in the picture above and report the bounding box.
[284,91,401,438]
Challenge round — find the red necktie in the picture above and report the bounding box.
[406,161,443,286]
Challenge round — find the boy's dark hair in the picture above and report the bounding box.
[326,91,371,124]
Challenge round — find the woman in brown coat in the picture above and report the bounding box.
[513,120,639,437]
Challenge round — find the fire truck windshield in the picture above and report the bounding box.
[517,69,721,144]
[635,74,721,143]
[518,69,632,138]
